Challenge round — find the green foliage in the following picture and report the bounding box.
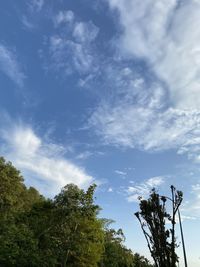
[99,228,134,267]
[0,156,153,267]
[0,222,40,267]
[48,184,104,267]
[133,253,154,267]
[0,157,46,266]
[0,157,25,215]
[0,157,43,216]
[98,226,153,267]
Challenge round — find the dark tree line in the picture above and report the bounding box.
[0,157,152,267]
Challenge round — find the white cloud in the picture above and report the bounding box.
[89,63,200,161]
[73,21,99,43]
[21,15,35,30]
[90,101,200,158]
[181,183,200,218]
[107,0,200,109]
[49,11,99,75]
[29,0,44,12]
[0,44,25,87]
[50,37,94,74]
[82,1,200,163]
[115,170,127,176]
[180,215,197,221]
[54,10,74,27]
[146,176,165,187]
[126,176,165,202]
[0,124,93,196]
[76,151,93,160]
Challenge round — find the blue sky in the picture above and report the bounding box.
[1,0,200,265]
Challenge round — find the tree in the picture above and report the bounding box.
[133,253,154,267]
[99,225,152,267]
[0,221,40,267]
[0,157,26,216]
[0,156,159,267]
[0,157,43,216]
[0,157,44,266]
[99,227,135,267]
[52,184,104,267]
[135,186,183,267]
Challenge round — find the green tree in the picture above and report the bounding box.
[52,184,104,267]
[24,183,104,267]
[0,157,26,216]
[0,156,157,267]
[133,253,154,267]
[99,227,135,267]
[0,157,43,216]
[0,157,44,266]
[22,199,58,266]
[0,222,40,267]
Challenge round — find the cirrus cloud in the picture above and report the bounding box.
[48,10,99,76]
[126,176,165,202]
[0,44,25,87]
[88,1,200,164]
[0,123,93,196]
[107,0,200,109]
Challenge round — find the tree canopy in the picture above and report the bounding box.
[0,156,153,267]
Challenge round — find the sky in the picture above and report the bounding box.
[0,0,200,266]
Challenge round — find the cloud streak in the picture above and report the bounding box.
[0,123,93,196]
[90,94,200,157]
[0,44,25,87]
[126,176,165,202]
[181,183,200,219]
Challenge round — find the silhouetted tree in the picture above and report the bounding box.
[135,186,183,267]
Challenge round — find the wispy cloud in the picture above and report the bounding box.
[29,0,44,12]
[107,0,200,109]
[76,151,93,160]
[47,10,99,76]
[181,183,200,219]
[54,10,74,27]
[87,3,200,162]
[115,170,127,176]
[0,122,93,196]
[0,44,25,87]
[90,93,200,157]
[126,176,165,202]
[21,15,35,30]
